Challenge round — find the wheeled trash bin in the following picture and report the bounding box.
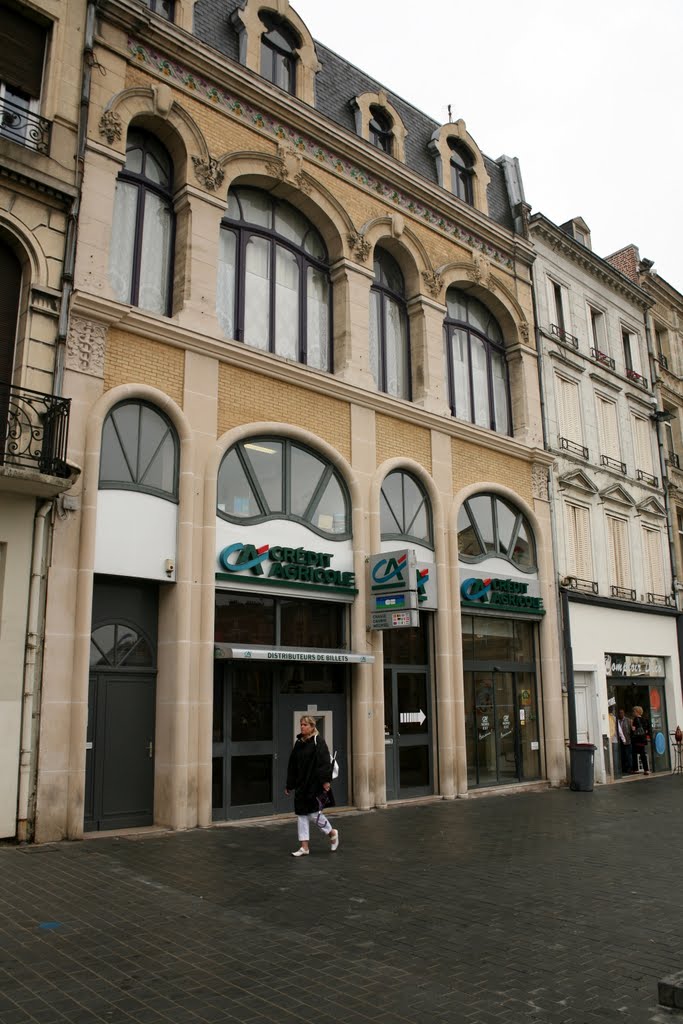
[569,743,595,791]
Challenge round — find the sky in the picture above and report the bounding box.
[292,0,683,291]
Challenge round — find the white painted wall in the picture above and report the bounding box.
[215,517,354,575]
[0,494,34,838]
[94,490,178,581]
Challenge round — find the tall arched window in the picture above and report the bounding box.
[369,106,393,154]
[0,238,21,385]
[109,129,174,316]
[99,400,179,501]
[260,12,299,94]
[448,139,474,204]
[458,493,535,571]
[381,470,433,548]
[217,187,331,371]
[217,437,350,538]
[444,287,510,434]
[370,247,410,399]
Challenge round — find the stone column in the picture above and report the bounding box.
[175,188,226,338]
[408,296,450,416]
[431,429,457,798]
[331,260,375,391]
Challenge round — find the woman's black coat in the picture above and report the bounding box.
[286,733,334,815]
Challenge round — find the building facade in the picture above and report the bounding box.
[31,0,566,842]
[531,216,682,785]
[0,1,80,840]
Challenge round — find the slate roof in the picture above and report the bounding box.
[192,0,514,230]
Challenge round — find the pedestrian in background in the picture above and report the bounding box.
[617,708,633,774]
[285,715,340,857]
[631,706,650,775]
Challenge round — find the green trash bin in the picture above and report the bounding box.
[569,743,595,791]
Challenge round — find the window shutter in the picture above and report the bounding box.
[0,8,47,98]
[565,502,593,579]
[556,376,582,445]
[596,396,620,460]
[642,527,664,595]
[606,515,631,589]
[632,415,653,475]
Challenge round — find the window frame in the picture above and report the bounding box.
[444,287,511,434]
[141,0,174,21]
[457,493,537,573]
[260,13,298,95]
[370,247,411,400]
[380,469,434,550]
[216,436,352,540]
[219,187,332,371]
[448,139,474,205]
[99,399,180,503]
[369,105,393,154]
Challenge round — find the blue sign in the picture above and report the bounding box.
[655,732,666,756]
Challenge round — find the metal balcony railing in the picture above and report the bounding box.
[0,383,71,476]
[550,323,579,349]
[600,454,626,474]
[667,451,680,470]
[590,347,615,370]
[647,592,674,608]
[559,436,589,459]
[0,96,51,154]
[611,585,636,601]
[625,368,649,388]
[636,468,658,487]
[563,575,599,595]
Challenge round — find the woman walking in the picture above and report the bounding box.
[285,715,340,857]
[631,705,650,775]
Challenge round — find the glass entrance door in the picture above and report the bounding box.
[606,680,670,774]
[465,669,541,786]
[213,664,275,819]
[384,667,433,799]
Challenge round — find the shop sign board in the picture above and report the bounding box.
[604,653,665,678]
[459,570,544,615]
[369,549,416,594]
[369,609,420,630]
[214,644,374,664]
[217,541,356,594]
[416,561,437,610]
[368,550,436,628]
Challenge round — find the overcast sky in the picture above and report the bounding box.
[292,0,683,291]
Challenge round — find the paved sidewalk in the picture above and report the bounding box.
[1,776,683,1024]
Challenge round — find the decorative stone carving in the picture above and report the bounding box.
[531,464,549,502]
[192,155,225,191]
[348,232,372,263]
[265,159,289,181]
[65,317,107,377]
[519,321,530,343]
[293,170,312,195]
[99,110,122,145]
[422,270,444,299]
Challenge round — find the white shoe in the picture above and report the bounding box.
[330,830,340,852]
[291,847,309,857]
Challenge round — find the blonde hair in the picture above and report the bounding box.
[632,706,644,717]
[300,715,319,735]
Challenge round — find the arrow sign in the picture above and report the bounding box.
[400,709,426,725]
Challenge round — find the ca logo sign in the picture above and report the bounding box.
[219,542,270,576]
[372,553,408,586]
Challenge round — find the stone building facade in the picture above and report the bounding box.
[531,215,682,784]
[33,0,565,842]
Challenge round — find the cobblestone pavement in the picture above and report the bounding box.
[2,776,683,1024]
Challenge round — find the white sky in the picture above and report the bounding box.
[292,0,683,291]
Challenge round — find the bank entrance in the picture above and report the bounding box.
[383,612,434,800]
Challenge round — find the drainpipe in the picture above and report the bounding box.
[561,588,578,746]
[54,0,97,394]
[16,501,52,842]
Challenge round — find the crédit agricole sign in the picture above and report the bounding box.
[217,541,356,593]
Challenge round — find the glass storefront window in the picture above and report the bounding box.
[383,611,429,664]
[280,597,344,648]
[458,493,537,571]
[215,594,275,645]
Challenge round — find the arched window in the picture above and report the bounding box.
[217,187,331,371]
[448,139,474,204]
[99,400,179,501]
[381,470,433,548]
[217,437,350,538]
[109,129,174,316]
[90,621,155,668]
[260,12,299,94]
[444,287,510,434]
[458,493,536,571]
[0,238,21,385]
[370,247,410,399]
[369,106,393,154]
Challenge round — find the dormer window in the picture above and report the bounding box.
[448,139,474,205]
[141,0,174,20]
[369,106,393,154]
[260,12,299,94]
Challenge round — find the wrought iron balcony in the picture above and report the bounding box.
[647,592,674,608]
[0,383,71,477]
[559,436,588,459]
[600,454,626,474]
[590,347,615,370]
[636,468,658,487]
[0,96,51,154]
[667,450,680,470]
[550,323,579,349]
[625,368,649,388]
[563,575,599,595]
[611,585,636,601]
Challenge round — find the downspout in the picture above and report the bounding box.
[561,588,578,746]
[54,0,97,394]
[16,501,52,842]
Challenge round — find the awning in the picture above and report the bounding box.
[214,644,374,665]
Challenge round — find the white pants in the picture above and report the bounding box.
[297,811,333,842]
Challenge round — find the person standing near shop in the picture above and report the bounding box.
[285,715,340,857]
[631,705,650,775]
[617,708,633,774]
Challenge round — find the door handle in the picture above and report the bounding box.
[147,741,153,758]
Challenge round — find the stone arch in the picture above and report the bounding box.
[429,119,490,214]
[232,0,320,105]
[351,91,407,163]
[361,216,430,299]
[371,457,445,551]
[438,261,531,346]
[0,213,49,286]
